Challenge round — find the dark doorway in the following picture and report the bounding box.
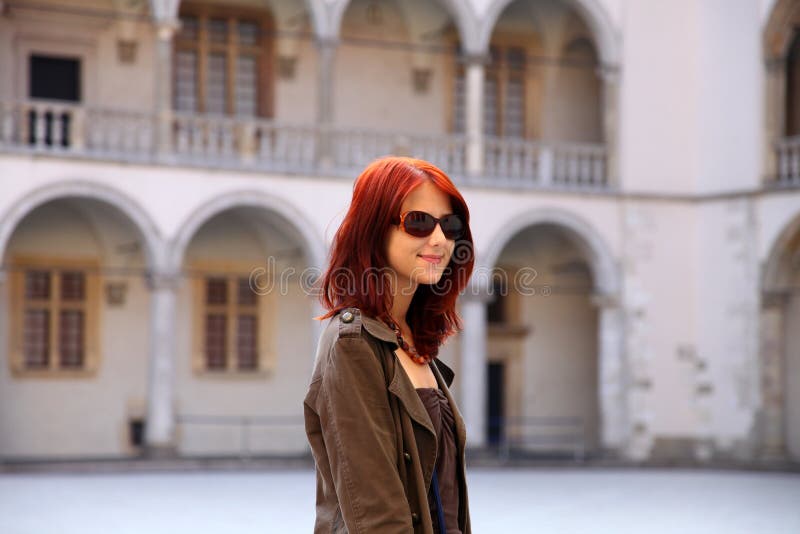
[487,361,505,445]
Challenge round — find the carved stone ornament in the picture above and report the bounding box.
[412,68,432,94]
[117,39,138,64]
[105,281,128,306]
[277,56,297,80]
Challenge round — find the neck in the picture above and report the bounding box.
[389,276,416,330]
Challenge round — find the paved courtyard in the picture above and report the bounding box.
[1,467,799,533]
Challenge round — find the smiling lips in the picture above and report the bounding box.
[418,255,444,265]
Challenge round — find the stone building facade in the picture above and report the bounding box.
[0,0,798,464]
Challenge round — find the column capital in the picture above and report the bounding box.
[459,52,491,66]
[596,64,621,84]
[765,54,787,72]
[155,19,180,40]
[145,271,181,292]
[762,290,790,309]
[591,292,620,309]
[315,36,339,50]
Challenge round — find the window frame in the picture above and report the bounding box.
[447,33,543,140]
[8,256,101,379]
[15,36,97,104]
[190,260,276,378]
[174,4,274,118]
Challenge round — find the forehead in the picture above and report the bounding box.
[400,181,453,217]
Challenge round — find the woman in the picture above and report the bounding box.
[304,156,475,534]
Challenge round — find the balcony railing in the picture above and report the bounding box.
[0,100,611,191]
[775,136,800,187]
[484,136,608,190]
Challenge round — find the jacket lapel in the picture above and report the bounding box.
[387,355,436,437]
[430,360,467,453]
[361,312,466,455]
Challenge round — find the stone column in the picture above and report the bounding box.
[598,66,620,187]
[463,54,486,178]
[315,37,337,169]
[154,20,178,159]
[460,279,491,448]
[592,293,627,455]
[759,290,788,460]
[145,271,180,455]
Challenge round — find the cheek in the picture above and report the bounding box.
[385,232,417,269]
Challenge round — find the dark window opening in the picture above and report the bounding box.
[29,55,81,102]
[487,276,508,324]
[28,55,81,148]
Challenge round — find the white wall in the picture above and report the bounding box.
[0,200,150,458]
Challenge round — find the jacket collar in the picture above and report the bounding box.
[360,312,456,388]
[361,314,399,344]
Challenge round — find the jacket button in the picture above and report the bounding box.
[403,452,412,463]
[341,311,354,323]
[411,512,420,525]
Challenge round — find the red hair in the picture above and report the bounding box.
[316,156,475,358]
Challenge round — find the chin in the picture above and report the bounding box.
[418,272,445,286]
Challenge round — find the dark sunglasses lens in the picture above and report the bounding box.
[403,211,437,237]
[440,215,464,239]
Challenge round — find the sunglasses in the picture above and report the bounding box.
[393,210,465,240]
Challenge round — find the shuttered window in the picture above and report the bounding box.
[201,275,259,372]
[10,260,100,376]
[452,45,528,138]
[174,9,272,117]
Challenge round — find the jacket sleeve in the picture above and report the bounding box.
[317,335,413,534]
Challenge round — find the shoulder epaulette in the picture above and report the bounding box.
[338,307,362,338]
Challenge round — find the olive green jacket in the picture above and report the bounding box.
[303,307,471,534]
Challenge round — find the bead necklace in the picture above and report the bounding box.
[386,320,432,365]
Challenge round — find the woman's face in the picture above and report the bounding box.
[385,180,457,295]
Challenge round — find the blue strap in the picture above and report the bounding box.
[431,470,447,533]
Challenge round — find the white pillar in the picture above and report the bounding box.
[460,285,491,448]
[145,271,179,454]
[316,37,337,168]
[598,66,620,186]
[464,55,486,178]
[154,20,178,158]
[592,293,627,455]
[759,291,788,460]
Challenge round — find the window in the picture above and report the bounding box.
[452,45,531,138]
[192,268,274,374]
[9,260,99,376]
[28,54,82,147]
[174,8,273,117]
[29,55,81,102]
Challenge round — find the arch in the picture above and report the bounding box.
[328,0,479,54]
[0,180,164,272]
[478,207,619,296]
[763,0,800,59]
[762,209,800,291]
[169,190,326,274]
[478,0,620,66]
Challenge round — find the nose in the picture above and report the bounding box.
[428,221,448,246]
